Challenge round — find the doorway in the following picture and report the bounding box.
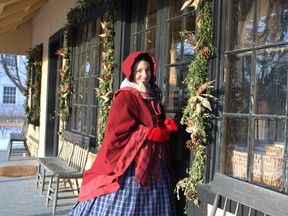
[45,30,63,156]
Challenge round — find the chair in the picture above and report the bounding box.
[6,120,30,160]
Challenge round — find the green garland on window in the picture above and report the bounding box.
[95,13,115,146]
[175,0,217,211]
[57,0,116,140]
[24,44,43,126]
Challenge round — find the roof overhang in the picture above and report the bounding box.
[0,0,48,55]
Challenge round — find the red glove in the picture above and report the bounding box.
[147,127,171,143]
[164,118,179,132]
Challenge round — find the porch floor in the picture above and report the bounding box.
[0,150,77,216]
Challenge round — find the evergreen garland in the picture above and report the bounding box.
[24,44,43,126]
[175,0,217,212]
[95,14,115,146]
[57,0,116,140]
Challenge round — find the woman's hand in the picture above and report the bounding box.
[147,127,171,143]
[164,118,179,132]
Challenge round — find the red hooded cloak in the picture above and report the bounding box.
[78,52,173,202]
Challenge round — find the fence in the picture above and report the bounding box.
[0,116,26,137]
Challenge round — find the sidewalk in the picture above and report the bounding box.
[0,150,77,216]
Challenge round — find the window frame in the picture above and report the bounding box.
[69,6,106,145]
[5,54,16,67]
[218,0,288,193]
[3,86,16,104]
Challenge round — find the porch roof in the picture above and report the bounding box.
[0,0,48,55]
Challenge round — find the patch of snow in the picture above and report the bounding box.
[0,127,25,151]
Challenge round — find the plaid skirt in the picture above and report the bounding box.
[68,159,176,216]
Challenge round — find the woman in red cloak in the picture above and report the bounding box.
[69,51,178,215]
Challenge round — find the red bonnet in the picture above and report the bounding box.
[121,51,157,83]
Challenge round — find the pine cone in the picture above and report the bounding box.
[186,139,195,150]
[185,190,197,200]
[192,133,202,146]
[199,46,212,59]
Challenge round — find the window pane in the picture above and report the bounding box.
[135,0,157,32]
[225,117,249,179]
[163,66,181,111]
[133,0,157,52]
[72,105,81,131]
[93,48,101,75]
[79,53,86,78]
[90,107,98,135]
[134,34,144,51]
[80,23,92,51]
[145,29,156,53]
[146,1,157,29]
[169,0,182,18]
[83,78,89,104]
[90,77,98,106]
[80,26,87,52]
[227,0,288,50]
[226,0,255,50]
[252,118,284,189]
[94,19,101,46]
[81,106,88,133]
[167,20,182,64]
[224,54,252,113]
[78,79,84,104]
[255,48,288,115]
[255,0,287,46]
[87,22,92,50]
[166,15,196,64]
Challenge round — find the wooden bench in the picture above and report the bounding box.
[6,120,30,160]
[210,173,288,216]
[36,137,74,195]
[36,131,90,215]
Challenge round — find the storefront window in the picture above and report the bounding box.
[223,0,288,191]
[71,14,106,137]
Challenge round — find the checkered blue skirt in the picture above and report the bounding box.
[68,159,176,216]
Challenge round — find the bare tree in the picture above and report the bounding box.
[0,54,27,94]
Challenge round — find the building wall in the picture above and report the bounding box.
[29,0,78,157]
[0,55,26,117]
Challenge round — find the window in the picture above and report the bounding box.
[5,55,16,67]
[223,0,288,191]
[70,13,106,137]
[164,0,194,161]
[131,0,194,161]
[133,0,158,53]
[3,86,16,104]
[164,0,195,113]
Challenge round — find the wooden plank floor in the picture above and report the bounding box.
[0,150,77,216]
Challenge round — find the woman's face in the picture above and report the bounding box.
[132,60,152,86]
